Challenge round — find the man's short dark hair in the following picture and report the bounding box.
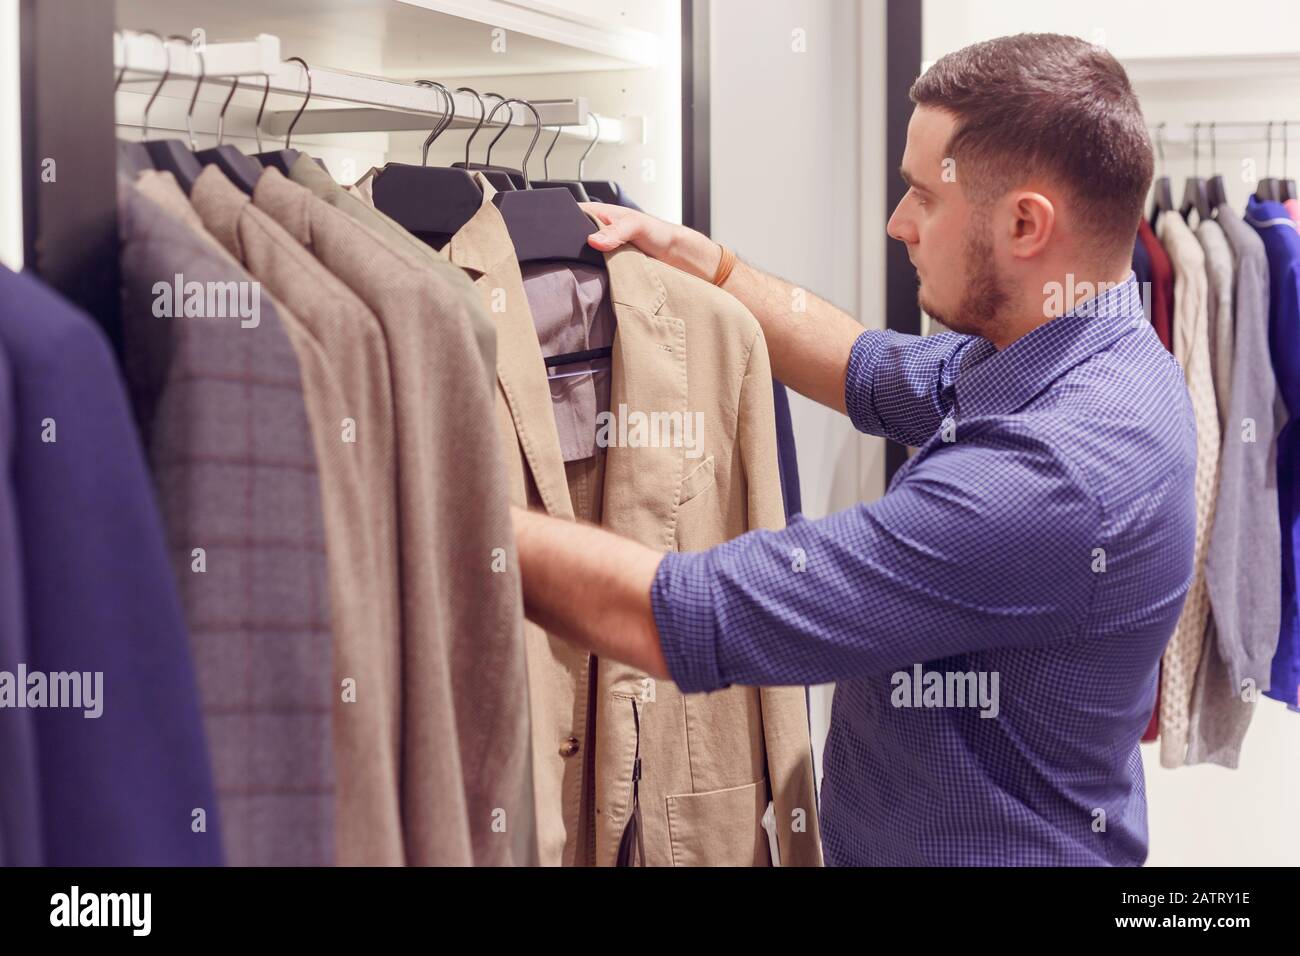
[910,33,1153,258]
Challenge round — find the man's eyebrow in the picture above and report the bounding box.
[899,166,931,192]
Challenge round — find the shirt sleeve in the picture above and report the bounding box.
[651,422,1103,693]
[844,328,978,446]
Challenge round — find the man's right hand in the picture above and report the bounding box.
[581,201,864,416]
[583,202,723,282]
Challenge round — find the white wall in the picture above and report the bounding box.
[709,0,888,787]
[924,0,1300,867]
[0,0,22,271]
[924,0,1300,62]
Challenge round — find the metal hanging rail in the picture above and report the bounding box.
[113,29,625,142]
[1147,120,1300,146]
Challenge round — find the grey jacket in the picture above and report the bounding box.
[119,175,336,862]
[1188,206,1285,767]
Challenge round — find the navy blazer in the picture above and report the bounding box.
[0,266,222,865]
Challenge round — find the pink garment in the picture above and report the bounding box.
[1286,198,1300,223]
[519,262,616,462]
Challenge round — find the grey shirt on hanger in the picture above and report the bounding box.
[1188,205,1286,767]
[519,262,617,463]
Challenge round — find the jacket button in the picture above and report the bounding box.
[559,736,580,758]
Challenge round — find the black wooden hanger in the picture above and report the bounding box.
[535,125,591,201]
[138,35,204,194]
[1205,121,1228,210]
[251,58,312,175]
[194,75,263,195]
[1150,122,1175,226]
[487,98,603,268]
[1179,123,1213,224]
[1256,121,1282,202]
[1281,121,1297,202]
[371,81,484,243]
[450,91,518,191]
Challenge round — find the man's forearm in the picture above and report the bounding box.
[510,506,671,678]
[666,229,865,413]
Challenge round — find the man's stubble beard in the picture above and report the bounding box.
[917,214,1010,337]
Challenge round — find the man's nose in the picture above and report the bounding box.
[886,205,916,245]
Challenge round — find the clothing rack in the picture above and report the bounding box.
[1148,119,1300,146]
[113,29,628,142]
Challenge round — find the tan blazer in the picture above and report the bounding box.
[287,154,497,388]
[443,176,823,866]
[252,167,535,866]
[190,165,406,864]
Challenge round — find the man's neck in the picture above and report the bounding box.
[989,265,1132,349]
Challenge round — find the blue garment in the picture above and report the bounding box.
[1132,231,1153,325]
[611,182,643,212]
[0,267,223,865]
[651,275,1197,865]
[1246,196,1300,710]
[771,379,801,518]
[0,336,42,865]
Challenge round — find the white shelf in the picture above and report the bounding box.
[115,0,660,77]
[1123,52,1300,85]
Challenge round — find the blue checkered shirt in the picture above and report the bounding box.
[651,274,1197,865]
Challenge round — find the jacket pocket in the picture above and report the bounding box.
[666,780,772,867]
[677,454,715,506]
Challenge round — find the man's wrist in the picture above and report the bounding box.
[666,225,724,282]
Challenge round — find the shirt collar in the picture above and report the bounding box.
[952,272,1146,419]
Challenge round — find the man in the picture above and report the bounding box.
[512,33,1196,865]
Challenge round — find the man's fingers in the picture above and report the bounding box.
[580,201,619,225]
[581,201,631,251]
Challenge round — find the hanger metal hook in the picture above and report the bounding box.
[113,29,125,90]
[1266,120,1274,178]
[414,80,452,166]
[141,33,175,140]
[253,73,271,152]
[421,80,456,162]
[1154,122,1166,173]
[1209,120,1217,171]
[429,81,457,142]
[578,112,600,179]
[1191,122,1200,178]
[543,124,563,179]
[456,87,486,166]
[500,98,541,188]
[483,93,513,166]
[282,56,312,149]
[1285,120,1290,178]
[216,75,240,147]
[178,35,206,152]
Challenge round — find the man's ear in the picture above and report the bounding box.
[1007,191,1055,260]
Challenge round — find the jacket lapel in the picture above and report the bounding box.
[597,245,684,553]
[447,176,575,520]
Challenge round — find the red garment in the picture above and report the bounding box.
[1138,218,1174,353]
[1136,218,1171,742]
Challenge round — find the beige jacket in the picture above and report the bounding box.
[439,175,822,866]
[250,167,535,866]
[1156,210,1221,768]
[190,165,406,863]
